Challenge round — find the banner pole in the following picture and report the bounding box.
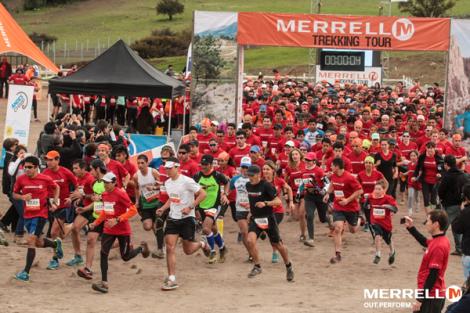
[167,99,172,142]
[235,45,244,124]
[443,21,452,129]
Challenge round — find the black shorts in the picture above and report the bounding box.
[51,209,67,221]
[164,217,196,241]
[79,210,95,223]
[197,207,219,222]
[371,224,392,245]
[248,215,281,244]
[235,211,249,221]
[24,217,47,237]
[89,223,104,234]
[274,212,284,224]
[140,209,157,222]
[332,211,359,226]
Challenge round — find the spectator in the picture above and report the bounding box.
[0,57,12,98]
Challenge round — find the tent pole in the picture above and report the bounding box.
[47,93,51,121]
[167,99,172,142]
[182,95,186,135]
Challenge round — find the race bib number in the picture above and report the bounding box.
[94,202,104,213]
[254,218,269,230]
[303,178,312,185]
[373,208,386,218]
[212,159,219,167]
[169,193,181,204]
[103,202,115,215]
[294,178,303,186]
[25,199,40,211]
[334,190,344,198]
[142,188,159,202]
[204,208,218,217]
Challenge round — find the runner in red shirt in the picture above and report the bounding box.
[266,124,285,161]
[96,143,130,189]
[347,138,367,176]
[407,151,421,216]
[42,150,78,269]
[249,145,265,168]
[404,211,450,312]
[325,142,353,173]
[368,181,397,265]
[229,130,251,167]
[398,132,418,160]
[256,116,274,155]
[188,140,202,163]
[223,123,237,151]
[445,134,467,169]
[207,138,225,161]
[178,143,200,177]
[284,148,306,240]
[243,123,262,147]
[90,172,150,293]
[262,160,294,263]
[13,156,62,282]
[64,159,96,267]
[114,145,137,202]
[302,152,328,247]
[323,157,363,264]
[197,120,216,153]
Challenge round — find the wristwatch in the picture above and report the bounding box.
[264,201,269,206]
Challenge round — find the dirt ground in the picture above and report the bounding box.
[0,98,464,313]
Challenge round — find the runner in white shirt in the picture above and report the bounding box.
[156,157,210,291]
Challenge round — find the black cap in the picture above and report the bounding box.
[247,165,261,176]
[273,124,283,130]
[201,154,214,165]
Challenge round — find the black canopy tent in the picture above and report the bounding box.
[49,39,184,97]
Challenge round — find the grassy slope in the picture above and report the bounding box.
[10,0,470,80]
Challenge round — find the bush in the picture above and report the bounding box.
[29,32,57,46]
[24,0,87,10]
[156,0,184,21]
[131,28,191,59]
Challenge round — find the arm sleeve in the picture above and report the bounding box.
[119,204,137,221]
[407,226,428,247]
[93,211,106,226]
[417,268,439,303]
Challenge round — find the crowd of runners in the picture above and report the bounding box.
[1,75,470,311]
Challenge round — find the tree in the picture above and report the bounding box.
[398,0,457,17]
[192,35,226,81]
[156,0,184,21]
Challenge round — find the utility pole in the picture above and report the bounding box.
[380,0,392,78]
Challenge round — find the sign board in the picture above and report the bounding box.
[238,12,450,51]
[316,65,382,86]
[3,84,34,145]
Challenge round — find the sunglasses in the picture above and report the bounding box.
[305,159,314,162]
[24,165,35,169]
[236,137,245,140]
[46,158,59,161]
[178,151,187,155]
[209,144,217,147]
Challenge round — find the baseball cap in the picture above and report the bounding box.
[388,139,397,146]
[46,150,60,159]
[250,145,261,153]
[417,115,425,121]
[211,120,219,127]
[102,172,117,183]
[247,165,261,176]
[305,152,316,161]
[240,156,252,168]
[164,157,180,169]
[285,140,295,147]
[371,133,380,140]
[259,105,267,112]
[201,154,214,165]
[362,139,372,149]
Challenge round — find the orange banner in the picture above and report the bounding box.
[237,12,450,51]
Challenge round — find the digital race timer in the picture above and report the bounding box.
[319,50,365,71]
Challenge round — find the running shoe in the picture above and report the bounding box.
[244,255,254,263]
[54,238,64,259]
[201,237,211,257]
[141,241,150,258]
[388,251,396,265]
[0,229,8,246]
[329,253,342,264]
[219,246,227,263]
[299,235,306,242]
[92,281,109,293]
[161,278,179,291]
[373,255,381,264]
[286,265,294,282]
[0,221,9,233]
[208,251,217,264]
[451,250,463,256]
[47,259,59,270]
[304,239,314,247]
[248,266,262,278]
[77,267,93,280]
[66,255,84,267]
[260,231,267,240]
[271,252,279,264]
[152,249,165,259]
[362,223,370,232]
[15,270,29,282]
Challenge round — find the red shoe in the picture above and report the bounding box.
[77,267,93,280]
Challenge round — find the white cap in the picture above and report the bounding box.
[261,83,267,88]
[417,114,425,121]
[240,156,252,167]
[211,120,219,126]
[102,172,117,183]
[285,140,295,147]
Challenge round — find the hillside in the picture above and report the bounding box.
[6,0,470,83]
